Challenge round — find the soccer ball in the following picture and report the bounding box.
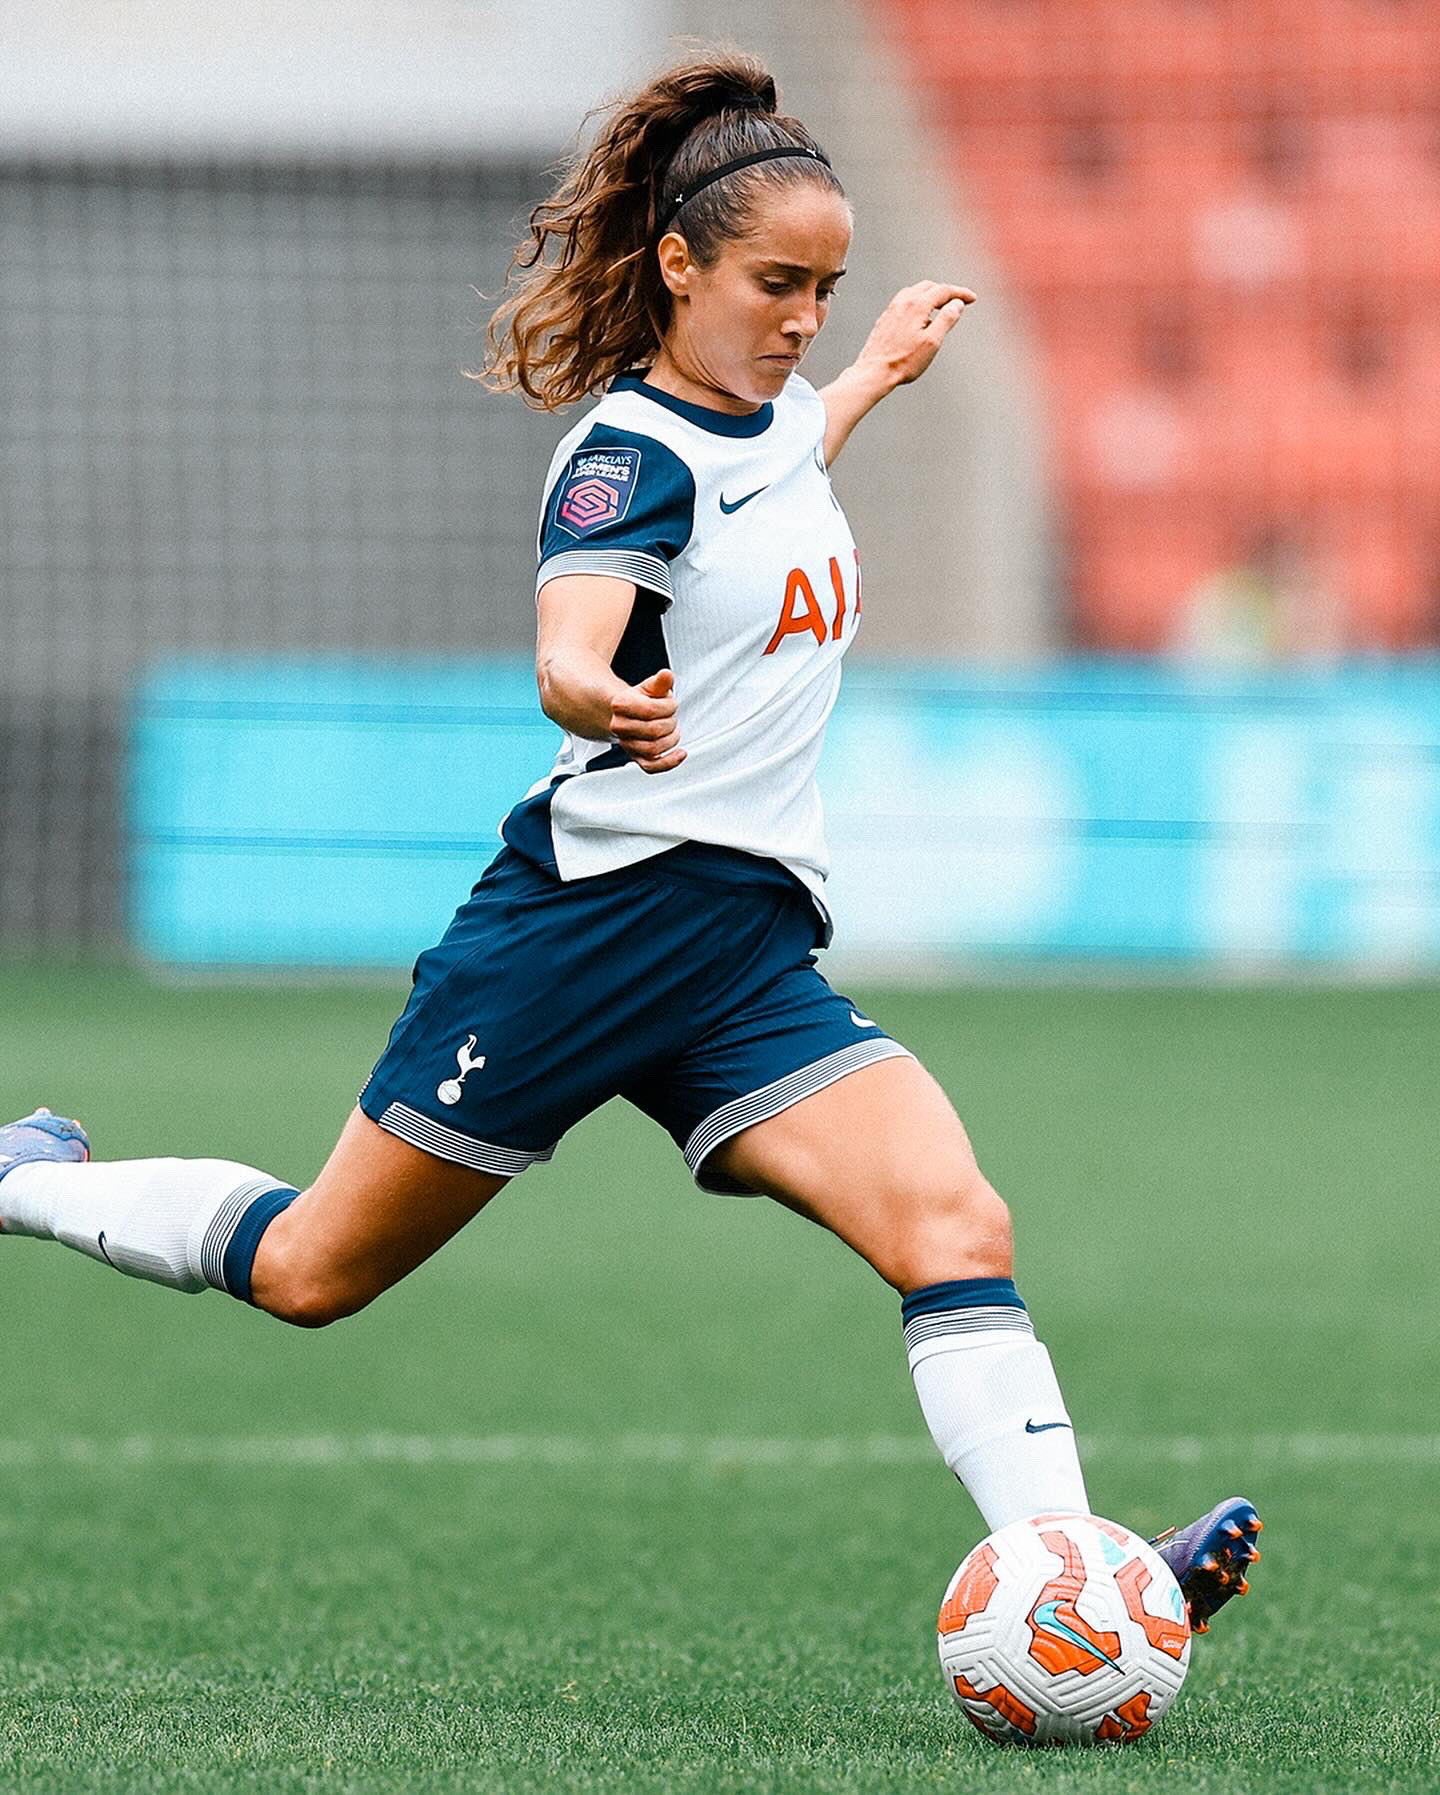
[937,1513,1191,1747]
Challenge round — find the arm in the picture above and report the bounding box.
[536,573,685,774]
[819,280,977,468]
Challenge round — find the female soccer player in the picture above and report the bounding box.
[1,52,1257,1635]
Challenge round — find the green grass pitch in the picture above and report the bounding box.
[1,962,1437,1793]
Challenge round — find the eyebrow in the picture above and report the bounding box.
[756,261,848,280]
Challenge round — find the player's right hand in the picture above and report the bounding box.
[609,667,685,774]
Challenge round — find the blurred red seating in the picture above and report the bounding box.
[880,0,1440,648]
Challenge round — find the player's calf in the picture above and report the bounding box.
[894,1173,1087,1538]
[902,1270,1090,1531]
[0,1109,298,1301]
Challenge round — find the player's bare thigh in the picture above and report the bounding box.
[249,1107,509,1326]
[704,1054,1013,1290]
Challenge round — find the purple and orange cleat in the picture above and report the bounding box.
[0,1108,91,1227]
[1150,1496,1263,1634]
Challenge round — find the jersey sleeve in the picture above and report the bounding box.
[536,425,696,612]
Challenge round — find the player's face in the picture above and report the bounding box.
[659,185,853,408]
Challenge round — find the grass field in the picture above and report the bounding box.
[1,962,1437,1793]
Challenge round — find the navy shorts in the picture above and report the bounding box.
[358,840,912,1194]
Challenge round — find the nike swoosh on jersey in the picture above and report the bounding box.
[1024,1419,1072,1434]
[719,485,768,513]
[849,1010,877,1029]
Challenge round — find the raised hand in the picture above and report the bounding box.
[852,281,977,390]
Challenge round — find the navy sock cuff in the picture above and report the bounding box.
[900,1277,1026,1325]
[220,1185,299,1306]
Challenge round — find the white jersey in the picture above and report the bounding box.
[500,370,862,946]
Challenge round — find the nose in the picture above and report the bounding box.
[785,294,821,342]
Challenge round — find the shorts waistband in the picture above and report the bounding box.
[491,837,807,900]
[639,839,810,897]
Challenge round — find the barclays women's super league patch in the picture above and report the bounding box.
[555,446,641,538]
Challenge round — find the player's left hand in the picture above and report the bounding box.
[852,282,977,390]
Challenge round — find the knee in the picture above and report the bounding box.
[878,1160,1014,1292]
[262,1275,373,1330]
[248,1223,377,1330]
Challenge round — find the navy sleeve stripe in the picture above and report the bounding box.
[536,548,673,607]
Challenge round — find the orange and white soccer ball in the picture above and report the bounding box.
[937,1513,1191,1747]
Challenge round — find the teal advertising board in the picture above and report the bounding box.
[131,658,1440,970]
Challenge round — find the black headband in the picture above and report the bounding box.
[657,145,833,233]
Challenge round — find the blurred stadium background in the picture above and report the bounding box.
[5,0,1439,976]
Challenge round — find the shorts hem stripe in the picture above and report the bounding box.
[683,1038,914,1184]
[375,1101,556,1177]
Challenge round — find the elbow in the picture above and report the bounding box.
[535,646,612,741]
[536,655,560,725]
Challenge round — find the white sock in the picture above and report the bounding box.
[903,1278,1090,1530]
[0,1158,296,1297]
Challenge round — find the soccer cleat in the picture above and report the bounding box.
[0,1108,90,1228]
[1149,1496,1262,1634]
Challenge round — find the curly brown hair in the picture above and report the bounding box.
[471,49,845,411]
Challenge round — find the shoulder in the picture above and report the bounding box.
[542,419,696,538]
[545,388,703,477]
[780,375,827,464]
[535,402,698,606]
[781,372,824,411]
[542,394,699,509]
[779,372,826,433]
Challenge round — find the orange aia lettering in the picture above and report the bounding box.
[763,567,828,655]
[828,555,846,641]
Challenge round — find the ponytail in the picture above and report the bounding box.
[472,49,844,410]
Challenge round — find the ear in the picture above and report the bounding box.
[655,229,694,299]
